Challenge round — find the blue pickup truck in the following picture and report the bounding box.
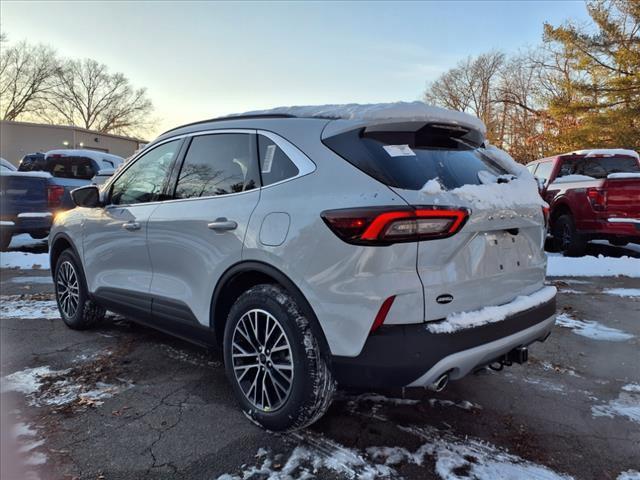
[0,150,123,250]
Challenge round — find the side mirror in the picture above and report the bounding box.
[71,185,101,208]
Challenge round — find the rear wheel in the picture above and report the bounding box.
[54,249,105,330]
[553,214,586,257]
[0,231,11,251]
[223,284,335,431]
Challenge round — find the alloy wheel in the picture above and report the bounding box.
[56,261,80,319]
[231,309,294,412]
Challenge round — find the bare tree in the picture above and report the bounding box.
[45,58,154,137]
[0,40,59,120]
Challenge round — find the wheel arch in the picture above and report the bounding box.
[210,261,331,357]
[549,201,573,228]
[49,233,81,273]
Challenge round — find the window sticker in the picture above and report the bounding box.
[383,144,415,157]
[262,144,276,173]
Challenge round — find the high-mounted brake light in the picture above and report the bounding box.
[321,206,469,245]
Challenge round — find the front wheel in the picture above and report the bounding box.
[223,284,335,431]
[54,249,106,330]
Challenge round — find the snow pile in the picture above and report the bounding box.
[367,425,574,480]
[426,286,556,334]
[238,101,487,134]
[555,313,633,342]
[592,384,640,424]
[618,470,640,480]
[0,296,60,320]
[604,288,640,298]
[8,234,48,249]
[608,173,640,180]
[547,254,640,278]
[0,251,49,269]
[551,174,595,184]
[420,178,444,194]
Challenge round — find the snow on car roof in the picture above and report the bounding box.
[238,101,487,135]
[565,148,639,160]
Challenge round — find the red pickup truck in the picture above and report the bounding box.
[527,149,640,256]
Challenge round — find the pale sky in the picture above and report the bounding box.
[2,1,591,138]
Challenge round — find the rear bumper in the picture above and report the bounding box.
[0,213,53,235]
[332,297,556,388]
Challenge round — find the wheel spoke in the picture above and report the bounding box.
[231,308,294,413]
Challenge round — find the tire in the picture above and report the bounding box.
[0,231,11,251]
[553,214,586,257]
[30,232,48,240]
[223,284,335,431]
[54,249,106,330]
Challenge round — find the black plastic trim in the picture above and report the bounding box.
[332,297,556,388]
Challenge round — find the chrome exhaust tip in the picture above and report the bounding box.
[430,373,449,392]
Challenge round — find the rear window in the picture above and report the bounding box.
[323,126,507,190]
[46,156,95,180]
[558,156,640,179]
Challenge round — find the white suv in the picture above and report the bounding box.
[49,103,556,431]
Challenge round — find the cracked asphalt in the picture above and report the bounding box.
[1,248,639,480]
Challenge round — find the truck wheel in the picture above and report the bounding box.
[223,284,335,431]
[54,249,106,330]
[0,231,11,251]
[554,214,586,257]
[30,232,48,240]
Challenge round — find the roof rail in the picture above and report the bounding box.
[160,113,296,136]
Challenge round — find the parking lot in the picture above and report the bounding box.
[1,237,639,480]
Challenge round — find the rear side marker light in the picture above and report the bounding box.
[542,206,550,228]
[370,295,396,333]
[321,206,469,245]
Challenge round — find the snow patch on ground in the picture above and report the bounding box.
[555,313,633,342]
[547,254,640,278]
[9,276,52,284]
[426,286,556,334]
[0,251,49,269]
[592,384,640,424]
[375,425,573,480]
[618,470,640,480]
[217,433,393,480]
[0,296,60,319]
[8,233,48,249]
[1,364,131,407]
[604,288,640,298]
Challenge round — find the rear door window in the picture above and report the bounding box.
[174,133,259,199]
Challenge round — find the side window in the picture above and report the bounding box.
[110,140,180,205]
[527,164,538,174]
[258,135,299,186]
[175,133,259,199]
[534,161,554,183]
[557,160,575,178]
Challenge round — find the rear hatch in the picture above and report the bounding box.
[0,171,50,218]
[324,122,547,321]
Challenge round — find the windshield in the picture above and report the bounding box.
[558,156,640,179]
[324,127,507,190]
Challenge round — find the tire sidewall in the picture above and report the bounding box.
[54,249,89,328]
[223,286,320,431]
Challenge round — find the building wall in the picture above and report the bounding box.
[0,120,146,165]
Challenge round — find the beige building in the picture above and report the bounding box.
[0,120,147,165]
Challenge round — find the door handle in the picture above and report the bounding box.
[207,218,238,231]
[122,221,141,231]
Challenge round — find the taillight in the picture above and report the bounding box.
[47,185,65,208]
[542,205,550,228]
[321,206,469,245]
[586,188,607,211]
